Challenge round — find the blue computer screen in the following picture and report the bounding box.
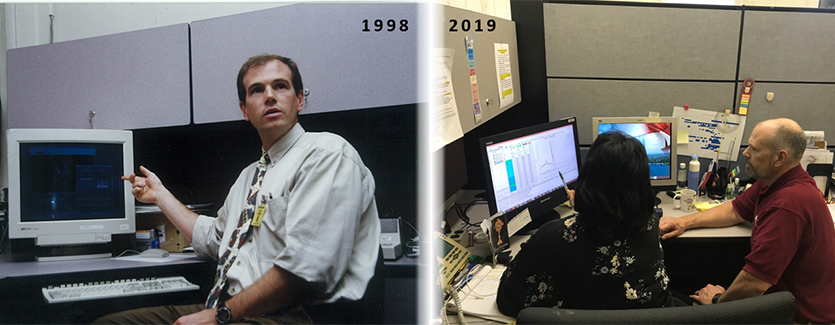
[19,143,126,222]
[597,122,673,180]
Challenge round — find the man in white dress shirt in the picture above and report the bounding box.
[97,54,380,324]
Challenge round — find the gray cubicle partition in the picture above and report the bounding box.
[190,3,417,124]
[541,2,835,146]
[735,9,835,144]
[735,82,835,144]
[548,79,736,144]
[441,4,521,135]
[543,3,741,80]
[7,24,192,129]
[739,10,835,83]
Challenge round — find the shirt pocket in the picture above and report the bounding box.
[257,194,289,261]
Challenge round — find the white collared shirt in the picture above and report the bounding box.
[192,123,380,303]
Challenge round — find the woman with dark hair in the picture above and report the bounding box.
[496,131,675,317]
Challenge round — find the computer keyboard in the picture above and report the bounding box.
[42,276,199,304]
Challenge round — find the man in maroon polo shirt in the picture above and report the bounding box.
[659,118,835,323]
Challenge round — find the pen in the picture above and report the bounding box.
[559,171,568,190]
[559,171,572,208]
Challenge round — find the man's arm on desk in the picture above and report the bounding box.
[659,202,745,240]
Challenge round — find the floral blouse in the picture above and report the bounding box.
[495,213,672,317]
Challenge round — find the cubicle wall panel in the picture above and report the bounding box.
[441,5,521,134]
[739,10,835,82]
[543,3,740,80]
[190,3,417,124]
[7,24,191,129]
[734,82,835,144]
[548,79,736,144]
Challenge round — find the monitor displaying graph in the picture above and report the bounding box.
[483,120,580,215]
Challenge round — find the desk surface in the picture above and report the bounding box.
[449,190,752,240]
[0,252,208,280]
[0,252,215,324]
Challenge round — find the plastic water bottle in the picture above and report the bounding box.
[725,182,734,200]
[677,163,687,189]
[688,154,700,192]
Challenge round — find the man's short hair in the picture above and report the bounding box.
[771,123,807,163]
[237,54,304,103]
[762,119,806,163]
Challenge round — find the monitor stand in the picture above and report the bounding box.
[653,191,663,217]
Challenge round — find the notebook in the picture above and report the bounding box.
[445,265,514,324]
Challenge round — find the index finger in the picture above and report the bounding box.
[121,173,136,182]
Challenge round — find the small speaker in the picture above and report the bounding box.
[379,218,402,260]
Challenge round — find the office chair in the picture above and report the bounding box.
[516,291,796,324]
[806,163,833,199]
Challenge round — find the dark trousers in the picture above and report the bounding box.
[91,304,311,324]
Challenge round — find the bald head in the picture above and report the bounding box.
[755,118,806,163]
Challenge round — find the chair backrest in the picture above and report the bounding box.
[517,291,796,324]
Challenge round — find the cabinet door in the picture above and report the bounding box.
[190,3,418,124]
[7,23,191,129]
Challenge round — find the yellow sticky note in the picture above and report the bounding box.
[677,131,689,144]
[694,202,720,211]
[251,205,267,227]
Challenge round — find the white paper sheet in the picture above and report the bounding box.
[431,48,465,152]
[494,43,514,109]
[672,106,746,161]
[507,208,531,237]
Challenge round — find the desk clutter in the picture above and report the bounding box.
[444,265,512,324]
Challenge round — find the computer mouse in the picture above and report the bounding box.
[140,248,170,258]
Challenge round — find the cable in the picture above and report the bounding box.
[115,249,142,258]
[397,216,420,238]
[445,199,485,228]
[442,285,468,325]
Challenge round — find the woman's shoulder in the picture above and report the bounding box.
[528,214,584,243]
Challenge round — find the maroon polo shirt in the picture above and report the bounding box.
[732,164,835,323]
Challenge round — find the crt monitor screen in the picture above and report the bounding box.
[7,128,135,243]
[18,143,125,222]
[479,116,581,220]
[592,116,678,190]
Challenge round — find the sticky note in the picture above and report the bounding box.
[677,131,689,144]
[695,202,720,211]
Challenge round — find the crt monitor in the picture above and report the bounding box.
[7,128,136,261]
[479,116,582,229]
[592,116,678,192]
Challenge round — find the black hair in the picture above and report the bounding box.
[573,131,656,241]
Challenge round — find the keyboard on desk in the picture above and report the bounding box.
[42,276,199,304]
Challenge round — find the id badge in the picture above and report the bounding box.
[252,197,267,227]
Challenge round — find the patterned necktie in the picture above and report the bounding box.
[206,152,271,308]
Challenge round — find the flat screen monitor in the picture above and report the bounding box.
[479,116,581,226]
[592,116,678,192]
[7,128,135,261]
